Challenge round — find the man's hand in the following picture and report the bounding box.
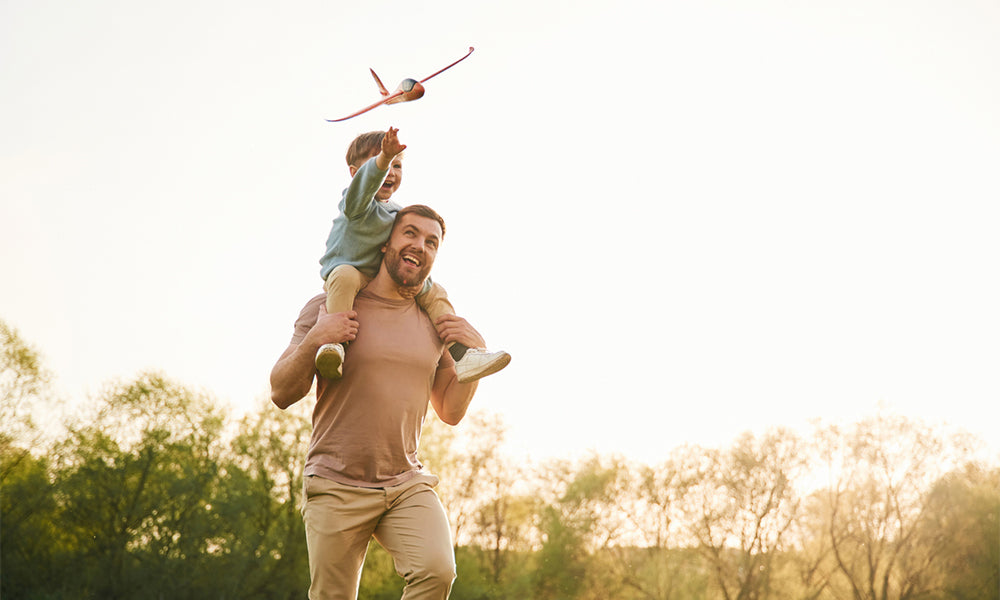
[313,304,359,345]
[434,314,487,349]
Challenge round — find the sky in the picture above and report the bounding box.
[2,0,998,465]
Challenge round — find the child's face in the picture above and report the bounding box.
[374,154,403,202]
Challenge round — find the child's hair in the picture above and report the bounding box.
[393,204,446,239]
[346,131,385,168]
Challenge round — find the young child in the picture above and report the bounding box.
[315,126,510,382]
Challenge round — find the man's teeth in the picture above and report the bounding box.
[403,255,420,266]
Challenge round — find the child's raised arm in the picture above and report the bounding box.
[375,126,407,170]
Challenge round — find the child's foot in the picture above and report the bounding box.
[455,348,511,383]
[315,343,346,379]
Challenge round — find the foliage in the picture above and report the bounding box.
[813,415,978,600]
[918,463,1000,600]
[1,325,996,600]
[1,320,54,480]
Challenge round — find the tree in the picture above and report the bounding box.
[54,372,226,599]
[814,414,976,600]
[211,399,313,599]
[918,463,1000,600]
[675,429,807,600]
[424,411,507,549]
[531,455,633,600]
[604,456,712,600]
[0,320,65,600]
[1,320,54,478]
[0,449,69,599]
[423,411,539,599]
[777,487,838,600]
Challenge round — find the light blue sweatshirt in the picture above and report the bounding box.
[319,156,401,280]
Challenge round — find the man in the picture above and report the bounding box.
[270,204,497,599]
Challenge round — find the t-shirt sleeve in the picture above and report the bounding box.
[289,294,326,345]
[436,344,456,371]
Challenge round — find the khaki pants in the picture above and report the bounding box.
[324,265,455,325]
[302,473,456,600]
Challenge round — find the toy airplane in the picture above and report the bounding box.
[327,47,475,122]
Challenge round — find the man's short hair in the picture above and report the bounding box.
[393,205,446,239]
[345,131,385,168]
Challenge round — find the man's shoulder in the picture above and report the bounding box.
[295,294,326,326]
[303,292,326,310]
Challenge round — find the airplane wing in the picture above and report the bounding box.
[326,47,475,123]
[419,47,475,83]
[325,89,406,122]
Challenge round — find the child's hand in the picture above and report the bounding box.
[382,126,407,158]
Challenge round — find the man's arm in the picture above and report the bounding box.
[429,314,488,425]
[430,367,478,426]
[270,305,359,409]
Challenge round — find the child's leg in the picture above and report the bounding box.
[417,282,463,361]
[416,282,511,383]
[415,281,456,325]
[317,265,371,380]
[324,265,371,314]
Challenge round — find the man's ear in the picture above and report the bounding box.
[349,164,359,176]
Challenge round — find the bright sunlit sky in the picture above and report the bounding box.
[3,0,998,464]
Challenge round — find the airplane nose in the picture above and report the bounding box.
[387,80,425,105]
[401,80,425,100]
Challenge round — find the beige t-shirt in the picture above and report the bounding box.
[290,291,454,488]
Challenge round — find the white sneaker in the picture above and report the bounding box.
[455,348,511,383]
[315,343,345,379]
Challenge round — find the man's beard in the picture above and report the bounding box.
[384,246,431,289]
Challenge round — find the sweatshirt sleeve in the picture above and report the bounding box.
[343,157,388,220]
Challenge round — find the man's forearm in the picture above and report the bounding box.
[270,343,317,409]
[434,377,478,426]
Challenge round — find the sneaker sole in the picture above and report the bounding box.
[315,351,344,380]
[456,352,511,384]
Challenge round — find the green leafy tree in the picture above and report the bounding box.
[211,399,313,599]
[1,320,54,475]
[531,455,631,600]
[358,541,405,600]
[1,449,71,599]
[54,372,226,599]
[1,320,67,599]
[917,463,1000,600]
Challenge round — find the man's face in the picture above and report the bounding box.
[375,155,403,201]
[382,213,441,288]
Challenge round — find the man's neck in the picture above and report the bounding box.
[365,271,421,301]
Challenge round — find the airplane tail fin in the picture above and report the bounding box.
[370,69,390,97]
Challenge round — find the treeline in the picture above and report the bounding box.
[2,321,998,600]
